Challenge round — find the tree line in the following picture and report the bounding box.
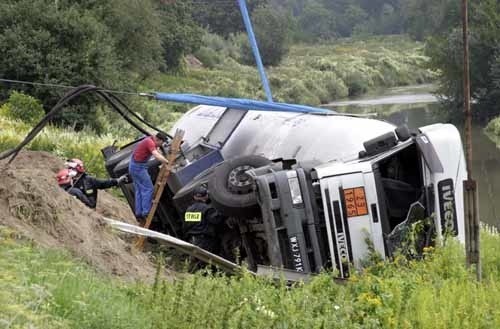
[0,0,201,128]
[420,0,500,121]
[1,0,499,126]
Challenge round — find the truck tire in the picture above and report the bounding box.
[208,155,271,217]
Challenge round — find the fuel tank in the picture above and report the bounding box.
[170,105,396,163]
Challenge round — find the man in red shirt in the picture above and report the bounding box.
[129,132,169,223]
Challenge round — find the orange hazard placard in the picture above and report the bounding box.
[343,187,368,218]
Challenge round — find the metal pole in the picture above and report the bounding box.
[237,0,273,102]
[462,0,481,280]
[462,0,472,178]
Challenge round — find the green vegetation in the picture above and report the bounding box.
[2,225,500,328]
[0,0,200,129]
[0,91,44,124]
[152,36,433,106]
[197,0,418,41]
[0,0,443,142]
[192,0,266,38]
[0,36,432,170]
[485,117,500,147]
[0,116,121,178]
[0,0,440,132]
[424,0,500,121]
[240,5,290,66]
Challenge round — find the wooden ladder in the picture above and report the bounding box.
[134,129,185,250]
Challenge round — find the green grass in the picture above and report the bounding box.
[2,225,500,329]
[0,111,182,179]
[0,116,122,178]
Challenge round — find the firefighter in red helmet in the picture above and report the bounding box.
[57,158,127,209]
[66,158,85,173]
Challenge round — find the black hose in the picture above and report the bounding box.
[0,84,170,164]
[0,85,98,162]
[107,93,173,139]
[95,90,150,136]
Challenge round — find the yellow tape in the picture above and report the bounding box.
[185,212,202,222]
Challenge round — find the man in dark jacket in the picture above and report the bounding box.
[184,186,225,254]
[59,158,127,209]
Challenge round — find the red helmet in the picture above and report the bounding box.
[56,168,73,186]
[65,158,85,173]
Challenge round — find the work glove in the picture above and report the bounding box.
[116,174,129,184]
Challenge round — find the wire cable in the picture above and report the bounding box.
[0,85,171,164]
[0,78,140,96]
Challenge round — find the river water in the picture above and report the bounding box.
[326,84,500,228]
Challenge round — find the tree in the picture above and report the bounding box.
[240,5,291,66]
[297,1,336,41]
[97,0,164,78]
[336,2,369,37]
[0,0,201,130]
[156,1,202,72]
[425,0,500,121]
[191,0,267,38]
[401,0,460,41]
[0,0,122,130]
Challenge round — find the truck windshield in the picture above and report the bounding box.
[204,108,247,148]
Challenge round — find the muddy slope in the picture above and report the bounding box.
[0,151,158,281]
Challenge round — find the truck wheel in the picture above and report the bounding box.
[208,155,271,217]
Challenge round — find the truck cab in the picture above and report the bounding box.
[252,123,465,277]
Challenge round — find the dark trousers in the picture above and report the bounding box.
[189,235,220,255]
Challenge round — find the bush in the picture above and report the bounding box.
[277,79,320,105]
[321,73,349,100]
[194,47,220,69]
[345,72,370,96]
[0,91,44,124]
[240,6,290,66]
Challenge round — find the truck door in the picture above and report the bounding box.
[418,125,467,243]
[319,171,384,278]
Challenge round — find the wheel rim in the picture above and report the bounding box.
[227,165,253,194]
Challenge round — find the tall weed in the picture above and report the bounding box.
[1,225,500,329]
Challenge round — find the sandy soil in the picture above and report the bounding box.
[0,150,160,281]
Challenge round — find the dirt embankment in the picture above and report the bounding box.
[0,151,159,281]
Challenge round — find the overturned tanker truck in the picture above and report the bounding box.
[103,94,466,278]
